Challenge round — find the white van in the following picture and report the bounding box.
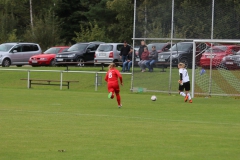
[0,42,42,67]
[94,43,124,65]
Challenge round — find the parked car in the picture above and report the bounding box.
[157,42,207,68]
[0,42,42,67]
[29,46,69,66]
[147,42,172,53]
[200,45,240,68]
[221,50,240,70]
[55,42,104,66]
[94,43,124,65]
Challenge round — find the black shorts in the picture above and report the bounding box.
[179,81,190,91]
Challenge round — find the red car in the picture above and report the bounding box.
[200,45,240,68]
[29,46,69,66]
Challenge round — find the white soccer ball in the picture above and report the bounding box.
[151,95,157,101]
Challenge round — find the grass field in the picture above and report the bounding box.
[0,66,240,160]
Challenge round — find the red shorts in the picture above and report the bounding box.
[108,83,120,94]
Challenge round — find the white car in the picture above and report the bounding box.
[94,43,124,65]
[0,42,42,67]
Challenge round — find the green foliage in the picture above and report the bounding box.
[7,29,18,42]
[73,21,110,42]
[23,12,62,51]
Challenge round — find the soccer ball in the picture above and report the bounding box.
[151,95,157,101]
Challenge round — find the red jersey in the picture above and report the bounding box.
[105,68,122,84]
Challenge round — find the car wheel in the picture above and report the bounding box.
[16,65,22,67]
[2,58,11,67]
[50,59,56,66]
[77,58,84,67]
[179,58,189,68]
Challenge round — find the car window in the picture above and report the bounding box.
[98,45,113,52]
[87,44,97,51]
[148,43,166,51]
[0,44,14,52]
[171,43,193,52]
[68,44,88,52]
[117,45,124,51]
[44,47,60,54]
[22,44,39,52]
[61,48,69,52]
[12,45,22,52]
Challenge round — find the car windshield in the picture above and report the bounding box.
[68,44,88,52]
[97,45,113,52]
[0,44,14,52]
[170,43,192,51]
[148,43,166,51]
[44,47,60,54]
[205,46,227,53]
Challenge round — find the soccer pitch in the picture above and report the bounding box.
[0,67,240,160]
[0,87,240,160]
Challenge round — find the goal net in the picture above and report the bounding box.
[192,39,240,97]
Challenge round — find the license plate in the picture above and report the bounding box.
[158,58,165,62]
[99,53,106,56]
[206,55,215,58]
[136,58,140,61]
[32,60,38,63]
[226,61,233,65]
[57,59,63,61]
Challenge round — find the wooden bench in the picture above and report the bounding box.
[20,79,79,89]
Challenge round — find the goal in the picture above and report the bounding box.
[192,39,240,97]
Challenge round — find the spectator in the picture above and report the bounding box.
[145,45,158,72]
[138,40,147,60]
[120,40,130,71]
[138,47,149,72]
[122,47,134,72]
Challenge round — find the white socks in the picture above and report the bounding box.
[180,92,192,100]
[180,92,186,97]
[187,93,192,100]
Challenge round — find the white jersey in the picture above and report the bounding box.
[179,68,190,83]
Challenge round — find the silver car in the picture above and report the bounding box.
[0,42,42,67]
[94,43,124,65]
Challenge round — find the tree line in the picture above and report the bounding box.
[0,0,239,50]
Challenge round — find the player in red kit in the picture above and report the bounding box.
[105,63,123,108]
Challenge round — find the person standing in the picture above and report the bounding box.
[122,47,134,72]
[138,40,147,60]
[105,63,123,108]
[138,47,149,72]
[178,62,192,103]
[120,41,130,71]
[145,45,158,72]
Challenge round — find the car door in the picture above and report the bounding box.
[21,44,40,64]
[9,45,23,64]
[85,44,98,62]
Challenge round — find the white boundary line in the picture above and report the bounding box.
[1,109,239,126]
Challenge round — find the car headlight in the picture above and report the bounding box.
[40,58,48,60]
[68,54,75,58]
[172,54,178,58]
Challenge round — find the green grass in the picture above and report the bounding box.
[0,66,240,159]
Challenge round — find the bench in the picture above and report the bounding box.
[20,79,79,89]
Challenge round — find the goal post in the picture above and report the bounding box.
[192,39,240,98]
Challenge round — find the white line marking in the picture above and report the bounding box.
[1,108,239,126]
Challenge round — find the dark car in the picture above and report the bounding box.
[157,42,207,68]
[221,50,240,70]
[55,42,104,66]
[147,43,172,53]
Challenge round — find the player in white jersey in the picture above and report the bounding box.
[178,63,192,103]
